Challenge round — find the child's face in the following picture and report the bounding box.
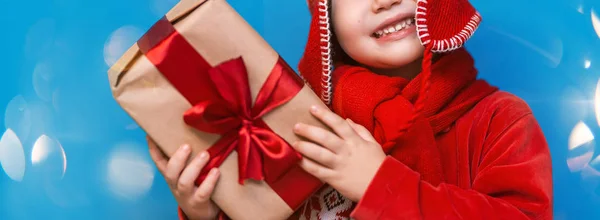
[331,0,424,69]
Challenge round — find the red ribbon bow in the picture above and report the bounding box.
[138,17,304,185]
[184,57,304,184]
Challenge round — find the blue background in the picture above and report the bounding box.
[0,0,599,219]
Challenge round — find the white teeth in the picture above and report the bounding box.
[374,17,415,38]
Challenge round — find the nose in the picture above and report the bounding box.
[372,0,401,13]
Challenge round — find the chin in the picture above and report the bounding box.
[347,37,425,69]
[357,50,424,69]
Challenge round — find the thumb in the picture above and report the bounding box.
[346,119,376,142]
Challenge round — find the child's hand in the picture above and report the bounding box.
[292,106,386,202]
[147,137,221,220]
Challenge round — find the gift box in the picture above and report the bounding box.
[107,0,326,219]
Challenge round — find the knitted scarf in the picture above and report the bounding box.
[332,48,498,148]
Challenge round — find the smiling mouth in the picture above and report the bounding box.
[372,17,416,39]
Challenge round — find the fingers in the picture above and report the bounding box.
[309,105,357,141]
[299,157,335,181]
[165,144,192,189]
[292,141,338,168]
[294,123,343,153]
[194,168,220,202]
[178,151,210,193]
[147,136,168,175]
[347,119,376,142]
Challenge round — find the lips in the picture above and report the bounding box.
[372,13,416,39]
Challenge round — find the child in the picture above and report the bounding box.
[147,0,553,219]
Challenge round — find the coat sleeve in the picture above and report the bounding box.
[350,113,553,220]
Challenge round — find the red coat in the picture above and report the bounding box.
[362,90,552,219]
[289,90,553,220]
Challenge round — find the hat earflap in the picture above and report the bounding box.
[389,0,482,141]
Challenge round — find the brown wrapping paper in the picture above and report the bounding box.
[107,0,328,219]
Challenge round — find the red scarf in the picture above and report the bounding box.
[332,48,498,151]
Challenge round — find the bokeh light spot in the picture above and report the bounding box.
[31,135,67,179]
[106,143,155,200]
[103,26,143,67]
[595,79,600,127]
[578,5,585,14]
[592,8,600,39]
[568,121,595,172]
[4,95,32,142]
[0,129,26,182]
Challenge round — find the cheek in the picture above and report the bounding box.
[333,16,363,44]
[331,6,368,54]
[333,19,373,63]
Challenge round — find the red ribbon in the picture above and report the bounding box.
[137,17,305,185]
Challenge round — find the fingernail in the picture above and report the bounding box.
[211,168,219,176]
[310,105,318,113]
[294,123,301,130]
[181,144,190,151]
[347,118,354,123]
[200,151,208,159]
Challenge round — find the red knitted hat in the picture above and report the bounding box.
[298,0,481,132]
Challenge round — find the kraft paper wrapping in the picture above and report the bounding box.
[107,0,327,219]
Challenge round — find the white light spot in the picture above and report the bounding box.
[569,121,594,150]
[4,95,32,142]
[31,135,67,179]
[103,26,143,67]
[595,79,600,127]
[106,143,154,200]
[585,59,592,69]
[0,129,26,182]
[592,8,600,39]
[568,121,595,172]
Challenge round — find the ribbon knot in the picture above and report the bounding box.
[182,57,304,185]
[241,119,254,130]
